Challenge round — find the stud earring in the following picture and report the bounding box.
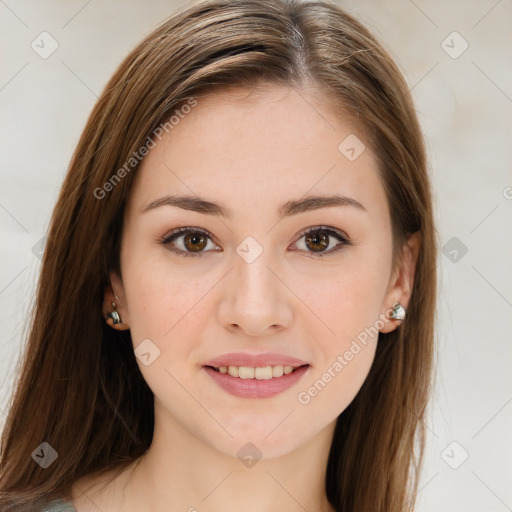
[106,299,122,325]
[389,302,406,321]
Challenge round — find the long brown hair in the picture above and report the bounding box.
[0,1,437,510]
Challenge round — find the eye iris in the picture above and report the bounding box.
[184,233,207,252]
[305,231,329,252]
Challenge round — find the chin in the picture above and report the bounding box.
[205,420,310,461]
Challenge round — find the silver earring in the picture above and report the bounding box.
[107,299,122,325]
[107,311,121,324]
[389,302,406,320]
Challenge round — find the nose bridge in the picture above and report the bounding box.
[234,240,279,307]
[221,236,292,334]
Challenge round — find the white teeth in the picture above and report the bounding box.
[254,366,273,380]
[272,365,284,377]
[238,366,255,379]
[215,364,302,379]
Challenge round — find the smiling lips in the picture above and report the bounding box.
[202,352,310,398]
[203,351,308,379]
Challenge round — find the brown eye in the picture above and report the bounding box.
[293,226,350,258]
[304,231,329,252]
[183,232,207,252]
[160,227,218,258]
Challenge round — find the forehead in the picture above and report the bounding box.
[126,84,387,220]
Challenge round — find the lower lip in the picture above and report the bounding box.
[203,365,310,399]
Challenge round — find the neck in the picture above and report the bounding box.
[121,402,337,512]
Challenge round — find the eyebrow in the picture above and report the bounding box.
[141,194,366,219]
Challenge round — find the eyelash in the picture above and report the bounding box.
[158,226,351,258]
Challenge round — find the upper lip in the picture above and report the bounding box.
[203,352,309,368]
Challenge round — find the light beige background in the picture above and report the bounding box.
[1,1,511,511]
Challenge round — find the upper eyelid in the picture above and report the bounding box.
[296,225,349,241]
[162,226,216,244]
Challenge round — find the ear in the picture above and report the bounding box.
[379,231,421,333]
[102,270,130,330]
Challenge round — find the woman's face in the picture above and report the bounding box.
[110,84,417,458]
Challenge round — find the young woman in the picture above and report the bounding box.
[0,0,437,510]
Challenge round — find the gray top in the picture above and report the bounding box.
[41,499,77,512]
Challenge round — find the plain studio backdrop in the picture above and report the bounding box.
[0,1,511,511]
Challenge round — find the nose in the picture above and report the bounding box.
[217,249,293,337]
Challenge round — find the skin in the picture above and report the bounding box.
[71,84,419,512]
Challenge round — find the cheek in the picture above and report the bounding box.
[290,247,391,338]
[290,249,389,410]
[122,254,219,361]
[296,338,377,417]
[294,265,384,412]
[122,259,216,406]
[118,236,225,429]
